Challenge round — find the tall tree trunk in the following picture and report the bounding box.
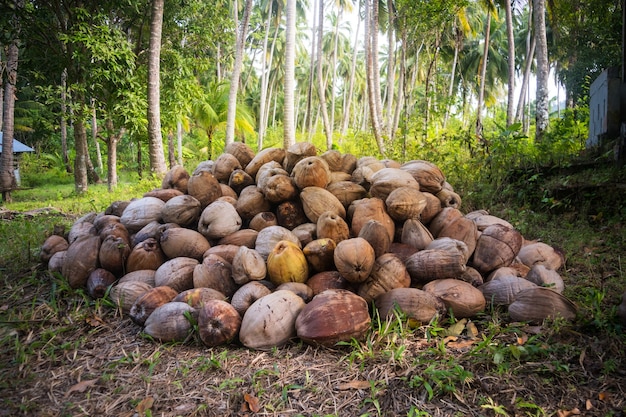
[1,37,18,202]
[317,0,333,150]
[371,0,385,134]
[216,44,222,82]
[225,0,253,147]
[424,35,441,140]
[0,43,5,132]
[105,118,123,192]
[283,0,296,149]
[365,0,386,156]
[330,8,342,135]
[167,131,176,168]
[86,150,100,184]
[147,0,167,175]
[176,120,183,165]
[534,0,549,142]
[137,135,143,180]
[340,17,361,139]
[257,0,274,150]
[515,36,535,125]
[91,98,103,172]
[74,115,89,194]
[386,0,396,139]
[475,10,491,146]
[505,0,515,126]
[444,25,461,129]
[304,0,317,137]
[393,28,408,157]
[60,68,72,173]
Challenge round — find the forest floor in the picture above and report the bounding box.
[1,161,625,416]
[0,209,623,417]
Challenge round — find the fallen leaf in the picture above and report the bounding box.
[516,333,528,345]
[135,397,154,414]
[598,392,610,402]
[465,321,479,338]
[65,379,98,397]
[556,408,580,417]
[337,380,371,390]
[85,315,106,327]
[585,399,593,410]
[174,403,196,413]
[447,339,475,350]
[443,318,467,337]
[0,304,8,312]
[443,335,458,344]
[244,393,261,413]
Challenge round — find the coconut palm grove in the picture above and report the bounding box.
[0,1,625,416]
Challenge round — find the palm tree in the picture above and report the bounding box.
[475,0,496,145]
[502,0,516,126]
[515,3,535,130]
[225,0,253,147]
[147,0,167,176]
[257,0,283,150]
[193,81,254,160]
[365,0,386,156]
[284,0,296,148]
[317,0,333,150]
[386,0,396,139]
[534,0,549,142]
[340,18,361,140]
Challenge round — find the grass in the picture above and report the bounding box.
[1,159,625,416]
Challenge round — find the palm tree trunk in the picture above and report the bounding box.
[147,0,167,175]
[534,0,549,142]
[283,0,296,148]
[1,38,19,201]
[304,0,317,136]
[330,9,341,135]
[424,35,441,140]
[386,0,396,139]
[226,0,253,147]
[340,17,361,139]
[444,25,461,129]
[365,0,386,156]
[475,10,491,146]
[393,29,408,154]
[371,0,385,135]
[258,1,274,150]
[505,0,515,126]
[317,0,333,150]
[516,36,535,125]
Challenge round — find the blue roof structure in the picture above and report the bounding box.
[0,132,35,153]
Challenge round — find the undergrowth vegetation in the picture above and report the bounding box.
[1,119,625,416]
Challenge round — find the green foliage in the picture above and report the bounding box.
[408,360,474,400]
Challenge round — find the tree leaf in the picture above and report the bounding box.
[337,380,372,390]
[135,396,154,414]
[65,379,98,397]
[244,393,260,413]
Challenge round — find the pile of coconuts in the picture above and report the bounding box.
[40,142,578,350]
